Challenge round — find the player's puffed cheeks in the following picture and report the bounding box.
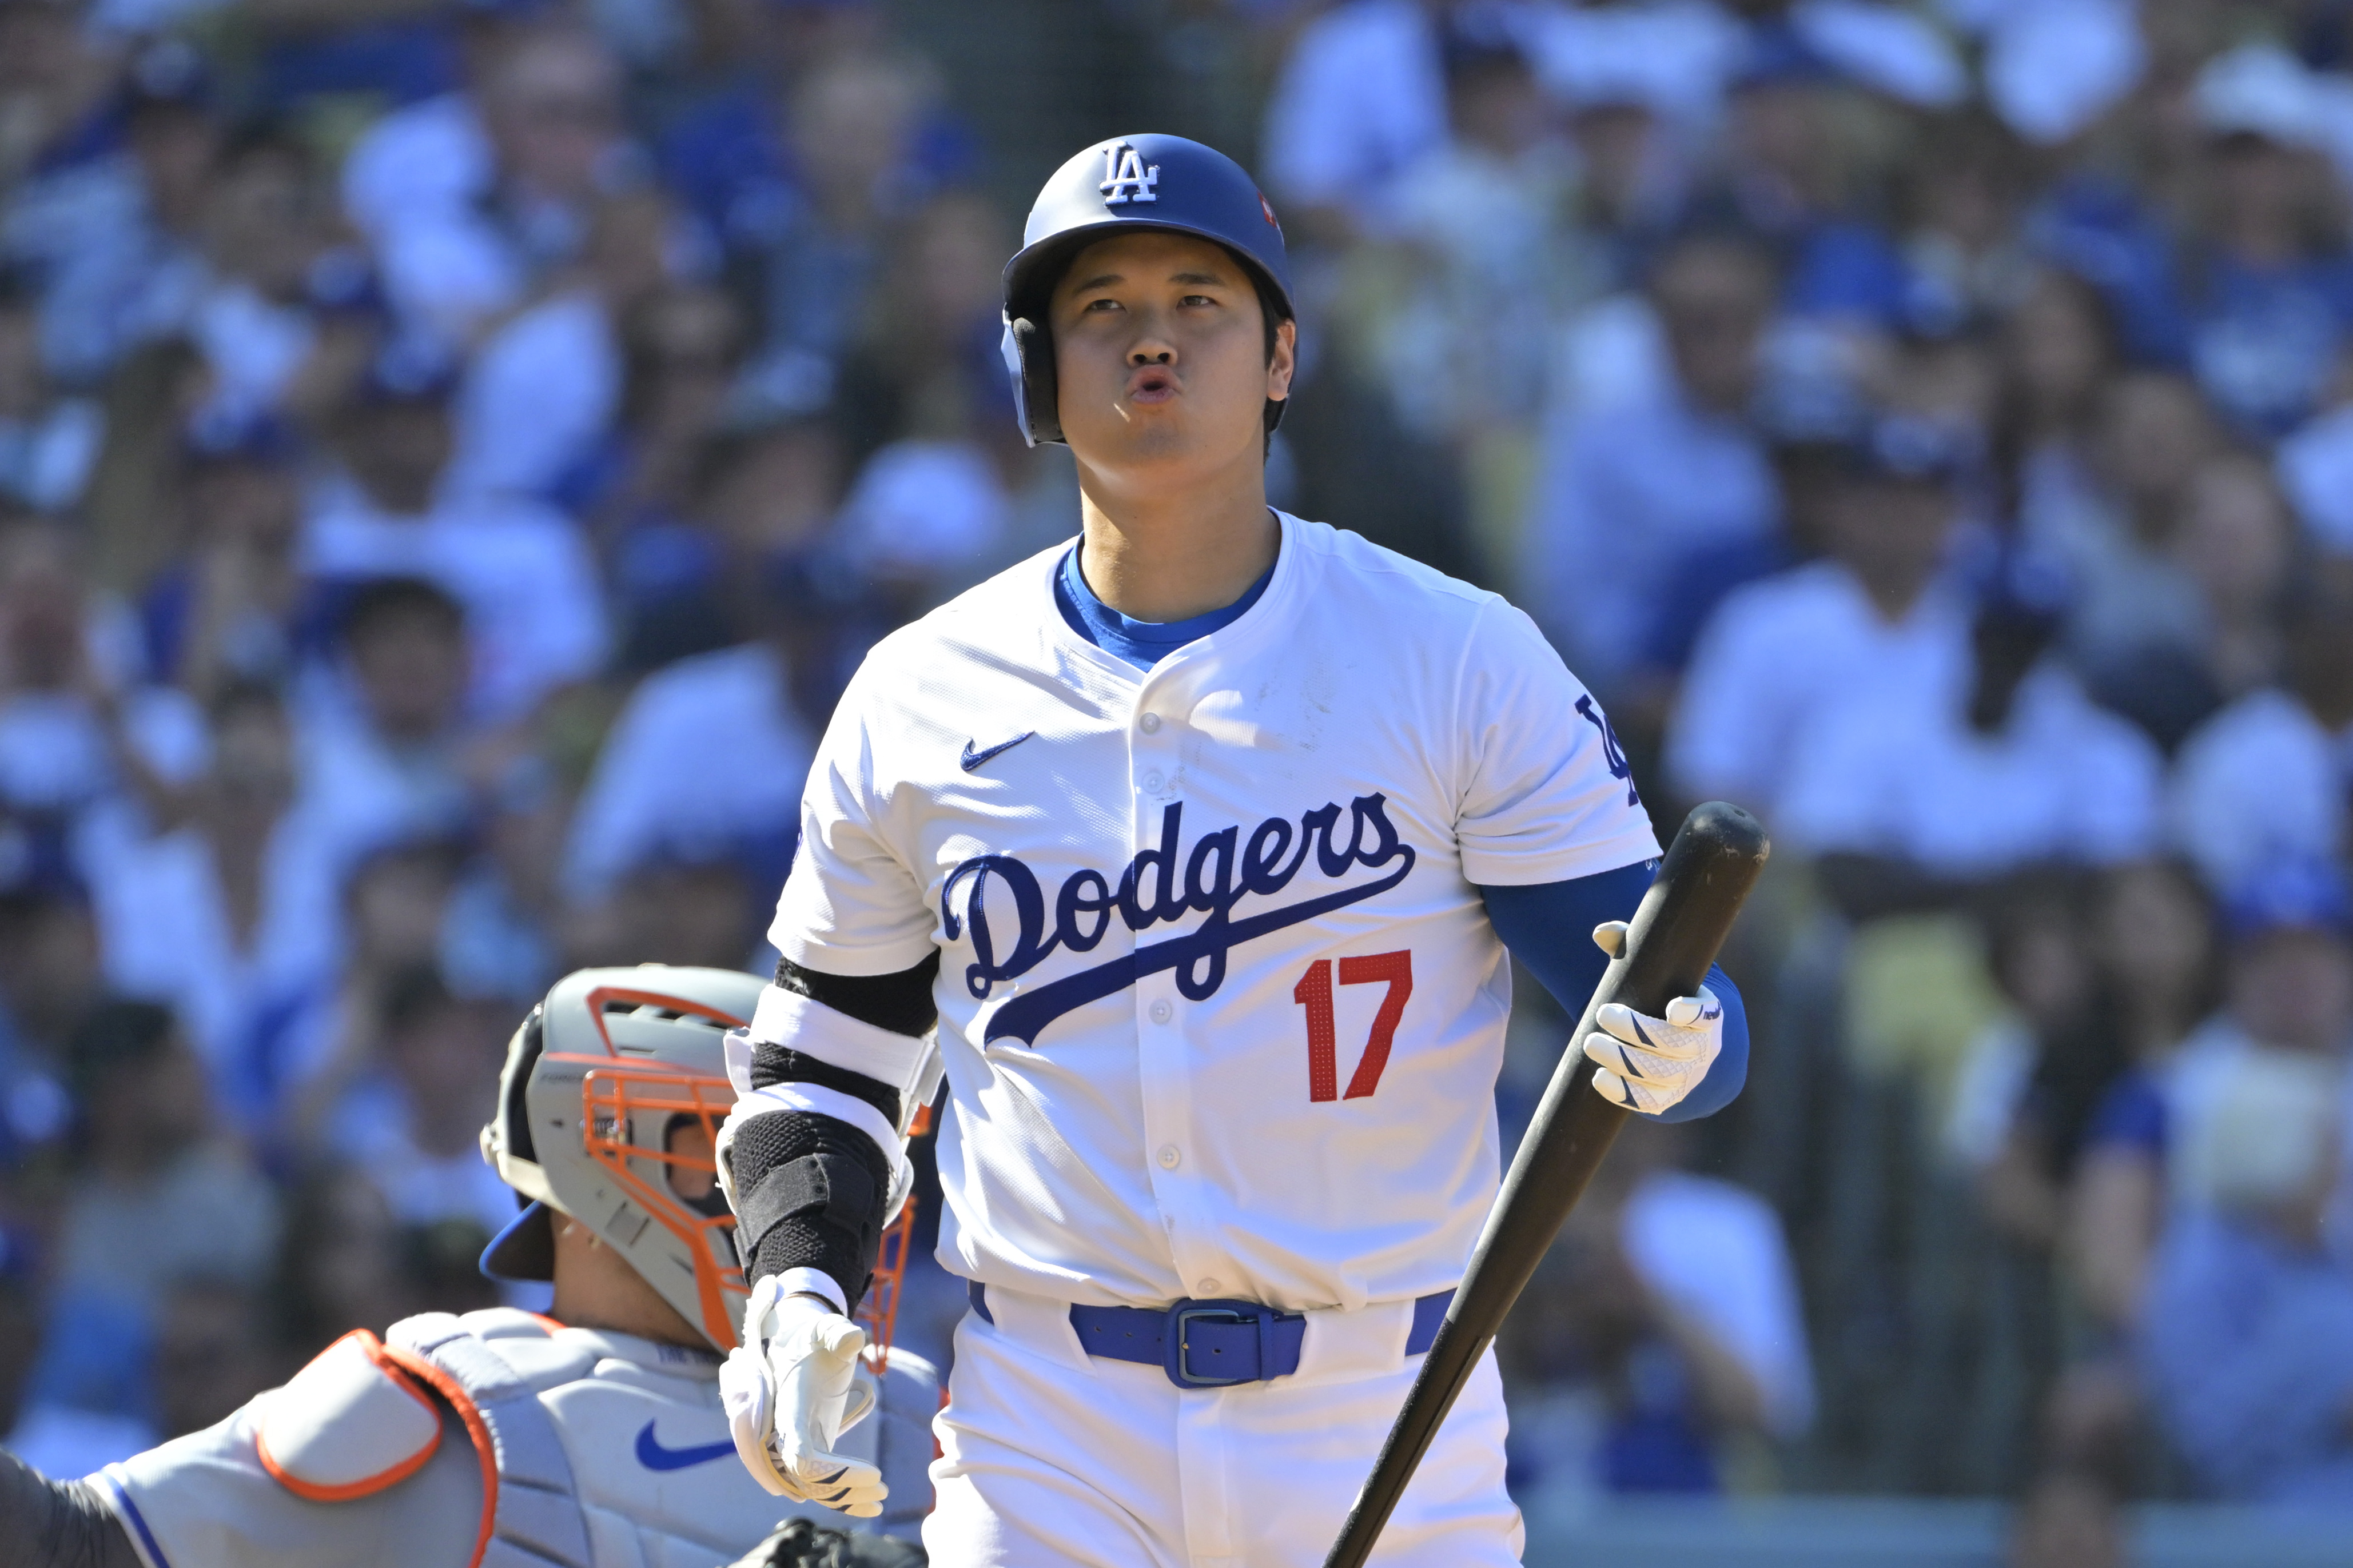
[1048,229,1295,481]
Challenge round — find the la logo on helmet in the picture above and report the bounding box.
[1100,142,1160,205]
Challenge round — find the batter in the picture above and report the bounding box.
[715,134,1751,1567]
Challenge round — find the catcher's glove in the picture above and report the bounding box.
[730,1518,926,1568]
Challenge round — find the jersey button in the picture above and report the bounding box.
[1157,1144,1181,1169]
[1149,999,1172,1024]
[1142,771,1164,793]
[1196,1279,1224,1295]
[1138,712,1162,734]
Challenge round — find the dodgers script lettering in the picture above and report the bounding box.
[941,795,1416,1045]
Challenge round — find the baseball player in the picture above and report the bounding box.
[715,134,1751,1566]
[0,965,934,1568]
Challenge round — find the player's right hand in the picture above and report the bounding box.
[720,1275,886,1516]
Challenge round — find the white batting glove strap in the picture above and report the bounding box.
[1582,988,1723,1116]
[720,1275,886,1517]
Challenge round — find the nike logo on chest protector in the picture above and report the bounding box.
[634,1421,738,1471]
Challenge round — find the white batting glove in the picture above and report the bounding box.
[719,1275,885,1516]
[1580,921,1723,1116]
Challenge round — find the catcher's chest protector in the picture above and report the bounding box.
[102,1307,938,1568]
[379,1311,934,1567]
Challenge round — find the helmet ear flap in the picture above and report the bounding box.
[1004,316,1061,446]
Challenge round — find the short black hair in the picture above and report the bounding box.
[380,963,459,1039]
[208,677,285,728]
[340,576,464,648]
[69,1000,180,1103]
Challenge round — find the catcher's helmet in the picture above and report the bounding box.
[480,965,763,1351]
[1000,133,1294,447]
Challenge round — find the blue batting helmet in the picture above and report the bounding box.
[1000,133,1295,448]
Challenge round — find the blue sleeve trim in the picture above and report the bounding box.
[1478,864,1749,1123]
[96,1470,173,1568]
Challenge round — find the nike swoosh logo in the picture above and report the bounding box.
[634,1421,738,1471]
[960,732,1034,772]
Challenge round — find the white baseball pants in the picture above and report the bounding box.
[923,1284,1523,1567]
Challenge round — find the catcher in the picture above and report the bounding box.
[0,965,935,1568]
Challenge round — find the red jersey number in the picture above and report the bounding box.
[1292,950,1414,1103]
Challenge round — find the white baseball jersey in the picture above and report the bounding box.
[769,511,1657,1312]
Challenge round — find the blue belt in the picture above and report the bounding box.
[968,1282,1454,1390]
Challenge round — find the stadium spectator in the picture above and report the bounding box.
[290,578,475,874]
[146,1274,278,1440]
[1782,586,2166,905]
[1897,114,2034,340]
[1703,26,1911,330]
[1501,1116,1811,1495]
[0,1222,152,1479]
[343,20,635,342]
[1993,267,2119,541]
[2065,859,2222,1334]
[184,126,383,433]
[84,681,340,1124]
[302,347,607,724]
[1525,229,1781,696]
[2177,44,2353,442]
[139,412,304,699]
[439,751,564,1006]
[2072,859,2353,1355]
[0,876,82,1172]
[0,279,102,514]
[555,279,744,537]
[269,1160,416,1354]
[613,409,843,665]
[1666,414,1972,820]
[437,185,680,505]
[317,964,515,1242]
[599,852,762,971]
[0,26,172,388]
[0,524,208,868]
[832,189,1008,457]
[2028,372,2223,711]
[286,836,463,1130]
[1947,873,2128,1250]
[2140,1047,2353,1506]
[1362,22,1592,450]
[1258,0,1452,238]
[2169,557,2353,895]
[42,1003,279,1422]
[736,48,943,404]
[562,584,816,905]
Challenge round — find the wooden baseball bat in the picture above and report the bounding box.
[1321,801,1770,1568]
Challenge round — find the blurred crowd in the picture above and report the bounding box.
[0,0,2351,1555]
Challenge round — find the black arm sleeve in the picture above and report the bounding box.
[0,1453,144,1568]
[769,952,939,1038]
[732,953,939,1313]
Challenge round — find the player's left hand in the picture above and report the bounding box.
[1579,921,1723,1116]
[720,1276,885,1516]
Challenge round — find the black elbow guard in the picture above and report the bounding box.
[729,1109,894,1312]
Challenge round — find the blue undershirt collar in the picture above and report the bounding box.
[1053,532,1277,671]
